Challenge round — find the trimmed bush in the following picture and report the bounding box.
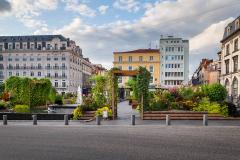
[202,84,227,102]
[55,95,63,105]
[14,105,30,113]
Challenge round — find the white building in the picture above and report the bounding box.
[0,35,93,94]
[159,36,189,87]
[220,16,240,107]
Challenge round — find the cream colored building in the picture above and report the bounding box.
[0,35,93,94]
[113,49,160,88]
[220,16,240,107]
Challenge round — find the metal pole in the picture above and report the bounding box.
[64,115,69,125]
[131,114,135,125]
[166,114,171,126]
[3,115,7,125]
[96,115,101,125]
[32,115,37,125]
[203,114,208,126]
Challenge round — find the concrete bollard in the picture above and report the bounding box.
[96,115,101,125]
[32,115,37,125]
[3,115,7,125]
[131,115,135,125]
[64,115,69,125]
[203,114,208,126]
[166,114,171,126]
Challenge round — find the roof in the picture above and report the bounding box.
[221,16,240,42]
[0,35,68,43]
[114,49,160,54]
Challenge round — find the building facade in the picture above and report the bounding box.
[159,36,189,87]
[113,49,161,88]
[0,35,92,94]
[219,16,240,106]
[191,58,220,85]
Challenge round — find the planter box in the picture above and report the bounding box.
[142,111,230,120]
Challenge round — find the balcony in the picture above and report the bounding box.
[45,75,67,79]
[45,66,67,70]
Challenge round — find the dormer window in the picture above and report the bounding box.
[227,27,231,35]
[236,19,239,29]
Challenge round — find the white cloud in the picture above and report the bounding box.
[65,0,96,17]
[9,0,58,29]
[113,0,140,12]
[41,0,240,71]
[190,18,234,53]
[98,5,109,15]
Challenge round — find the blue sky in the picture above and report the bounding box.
[0,0,240,76]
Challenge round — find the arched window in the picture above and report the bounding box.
[232,77,238,104]
[225,79,230,95]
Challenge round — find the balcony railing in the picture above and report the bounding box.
[45,75,67,79]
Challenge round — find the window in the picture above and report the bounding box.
[236,20,239,28]
[47,54,51,61]
[225,59,229,74]
[226,44,230,55]
[139,56,143,62]
[234,39,238,51]
[37,54,41,61]
[128,66,132,71]
[0,55,3,61]
[30,72,34,76]
[38,63,41,69]
[16,72,19,76]
[118,66,122,70]
[150,56,153,61]
[233,56,238,72]
[30,54,34,61]
[16,64,20,69]
[23,72,26,76]
[232,77,238,104]
[227,27,231,35]
[55,72,58,78]
[62,82,66,87]
[62,54,66,61]
[47,73,51,77]
[118,56,122,62]
[55,82,58,87]
[118,76,122,83]
[9,72,12,76]
[150,76,153,83]
[149,66,154,73]
[128,56,132,62]
[38,72,41,77]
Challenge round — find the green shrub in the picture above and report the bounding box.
[179,100,197,110]
[55,95,63,105]
[72,106,83,120]
[202,84,227,102]
[147,101,168,111]
[14,105,30,113]
[178,87,195,100]
[193,97,228,117]
[170,102,180,110]
[0,100,6,109]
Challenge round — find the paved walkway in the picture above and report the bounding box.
[117,101,139,120]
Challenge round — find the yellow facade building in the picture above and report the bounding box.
[113,49,161,89]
